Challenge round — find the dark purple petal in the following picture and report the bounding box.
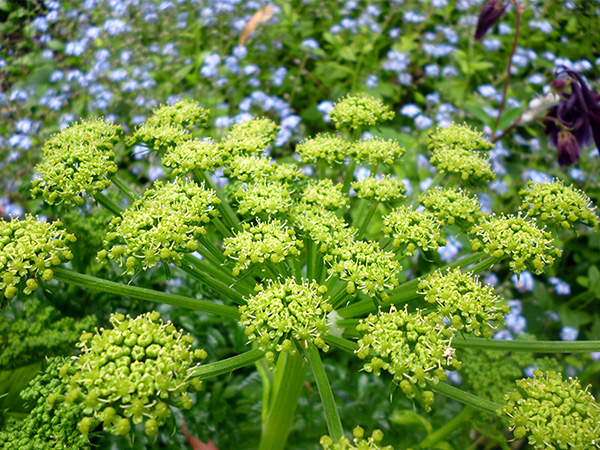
[557,130,581,167]
[474,0,509,41]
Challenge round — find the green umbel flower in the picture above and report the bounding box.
[470,213,561,275]
[418,268,508,338]
[292,207,356,253]
[420,187,484,229]
[0,298,97,370]
[320,427,395,450]
[429,146,494,184]
[162,139,225,175]
[351,138,406,166]
[219,118,279,157]
[0,215,75,302]
[500,370,600,450]
[519,179,599,229]
[225,155,303,184]
[352,175,407,203]
[0,357,90,450]
[382,206,445,256]
[296,133,351,165]
[68,311,207,437]
[31,118,121,205]
[238,278,332,359]
[234,181,294,219]
[324,240,401,297]
[128,99,209,153]
[301,179,348,210]
[223,220,304,276]
[356,306,458,406]
[428,123,494,152]
[330,94,395,130]
[98,179,220,274]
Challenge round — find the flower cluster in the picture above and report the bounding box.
[0,215,75,302]
[500,370,600,450]
[382,206,445,256]
[418,268,508,337]
[352,175,407,204]
[162,139,224,176]
[519,179,599,229]
[351,138,406,166]
[356,306,458,408]
[218,118,279,156]
[292,208,355,253]
[428,123,495,153]
[223,220,303,276]
[296,133,351,165]
[67,311,207,437]
[98,179,220,274]
[238,278,332,359]
[329,94,395,130]
[31,118,122,205]
[234,180,294,219]
[320,427,395,450]
[301,179,349,210]
[470,213,561,274]
[419,187,484,229]
[225,155,302,184]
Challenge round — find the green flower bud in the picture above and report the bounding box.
[292,207,356,253]
[352,175,407,204]
[420,187,484,229]
[301,179,349,210]
[234,181,294,219]
[162,138,225,175]
[382,206,445,256]
[31,118,121,205]
[219,118,279,157]
[350,138,405,166]
[224,155,303,184]
[296,133,351,165]
[429,146,495,184]
[428,123,494,153]
[330,94,395,130]
[320,427,395,450]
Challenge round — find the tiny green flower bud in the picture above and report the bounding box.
[296,133,351,165]
[330,94,395,130]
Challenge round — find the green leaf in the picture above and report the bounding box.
[389,409,432,434]
[0,361,43,413]
[472,420,511,450]
[463,103,492,127]
[497,107,523,131]
[338,46,357,62]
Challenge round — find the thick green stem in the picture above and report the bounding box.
[52,267,239,319]
[259,351,308,450]
[305,344,343,442]
[194,169,241,232]
[93,192,122,215]
[182,255,252,297]
[356,202,379,238]
[324,335,358,353]
[342,157,357,196]
[452,337,600,353]
[418,406,473,449]
[178,259,246,304]
[111,175,138,202]
[415,172,445,202]
[188,349,265,380]
[350,198,368,228]
[429,382,501,416]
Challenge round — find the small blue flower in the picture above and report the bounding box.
[272,67,287,87]
[505,313,527,334]
[301,38,319,50]
[415,115,434,130]
[400,104,421,118]
[511,271,534,292]
[494,330,513,340]
[364,74,378,89]
[233,45,247,59]
[103,18,128,36]
[548,277,571,296]
[397,73,412,85]
[484,273,499,286]
[148,166,164,182]
[424,64,440,78]
[560,326,579,341]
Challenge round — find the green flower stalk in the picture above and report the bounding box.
[420,187,484,229]
[0,215,76,302]
[320,427,396,450]
[470,213,561,275]
[519,179,599,229]
[296,133,352,165]
[352,175,407,204]
[223,220,304,276]
[98,179,220,274]
[239,278,332,362]
[382,206,446,256]
[219,118,279,157]
[500,370,600,449]
[356,306,459,409]
[418,268,508,338]
[428,123,495,153]
[31,118,122,205]
[67,311,207,437]
[350,138,406,166]
[329,94,395,130]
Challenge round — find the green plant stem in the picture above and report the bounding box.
[194,169,241,232]
[188,348,265,380]
[342,157,357,196]
[418,406,474,449]
[351,198,368,228]
[259,351,308,450]
[93,192,123,215]
[305,344,343,442]
[452,336,600,353]
[178,259,246,303]
[415,172,445,202]
[324,335,358,353]
[182,254,252,296]
[429,382,501,416]
[111,175,138,202]
[356,201,379,238]
[52,267,239,319]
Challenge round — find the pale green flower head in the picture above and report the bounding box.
[238,278,332,360]
[0,215,76,302]
[324,240,401,297]
[382,206,446,256]
[430,146,495,184]
[301,179,348,210]
[418,268,508,338]
[223,220,304,276]
[356,306,458,409]
[98,179,220,274]
[66,311,207,437]
[428,123,494,152]
[351,138,406,166]
[330,94,395,130]
[420,187,484,229]
[500,370,600,450]
[225,155,303,184]
[320,427,394,450]
[219,118,279,157]
[31,118,121,205]
[234,180,294,219]
[162,138,225,176]
[470,213,562,275]
[292,207,356,253]
[296,133,351,165]
[519,179,599,230]
[352,175,407,204]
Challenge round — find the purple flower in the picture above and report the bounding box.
[545,69,600,166]
[474,0,509,41]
